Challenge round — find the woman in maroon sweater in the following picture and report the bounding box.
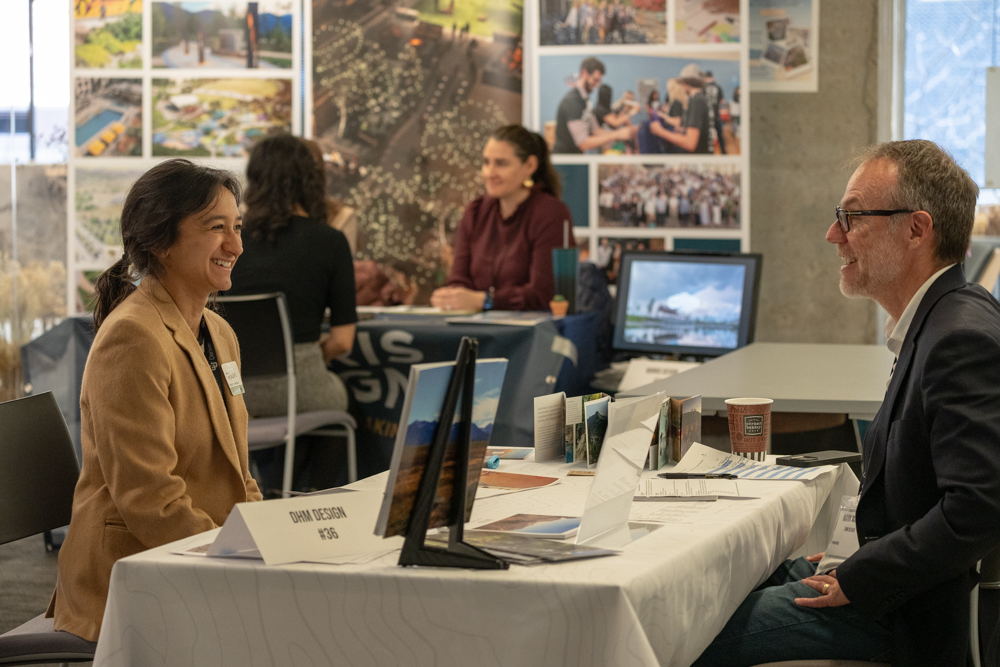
[431,125,571,312]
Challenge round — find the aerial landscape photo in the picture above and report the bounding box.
[75,0,143,69]
[152,1,294,68]
[75,78,142,157]
[152,77,292,156]
[74,166,144,311]
[312,0,523,302]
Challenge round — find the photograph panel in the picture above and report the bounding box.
[74,78,142,157]
[73,165,144,270]
[748,0,815,89]
[152,77,292,157]
[593,235,666,284]
[597,162,741,229]
[312,0,523,303]
[675,0,739,44]
[75,0,143,69]
[539,52,740,155]
[539,0,666,47]
[152,1,294,69]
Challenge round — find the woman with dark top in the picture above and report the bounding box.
[228,134,357,418]
[431,125,572,312]
[48,160,262,641]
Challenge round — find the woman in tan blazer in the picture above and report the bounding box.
[47,159,263,642]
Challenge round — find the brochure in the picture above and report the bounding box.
[563,392,604,463]
[533,392,566,461]
[474,514,581,539]
[376,358,509,537]
[669,396,703,462]
[478,470,559,490]
[425,531,619,565]
[584,395,612,467]
[486,447,533,459]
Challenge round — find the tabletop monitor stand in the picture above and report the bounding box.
[398,337,509,570]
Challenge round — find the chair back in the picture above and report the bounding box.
[981,546,1000,589]
[0,392,80,545]
[215,293,294,380]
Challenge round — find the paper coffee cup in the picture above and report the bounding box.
[725,398,773,461]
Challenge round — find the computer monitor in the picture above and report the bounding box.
[613,251,762,359]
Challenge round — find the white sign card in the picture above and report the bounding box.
[576,427,653,547]
[533,392,566,461]
[208,490,388,565]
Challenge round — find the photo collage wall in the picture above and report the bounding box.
[66,0,748,311]
[70,0,301,312]
[530,0,750,286]
[305,0,748,302]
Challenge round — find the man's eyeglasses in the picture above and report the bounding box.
[834,207,914,233]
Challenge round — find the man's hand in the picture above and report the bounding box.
[795,571,851,608]
[805,552,824,563]
[430,286,486,312]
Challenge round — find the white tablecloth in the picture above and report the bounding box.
[94,458,855,667]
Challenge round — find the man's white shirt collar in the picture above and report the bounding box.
[884,264,955,358]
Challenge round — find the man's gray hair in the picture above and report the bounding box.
[858,140,979,264]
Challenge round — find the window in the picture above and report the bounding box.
[904,0,1000,211]
[0,0,70,164]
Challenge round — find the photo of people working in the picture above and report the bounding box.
[541,54,740,155]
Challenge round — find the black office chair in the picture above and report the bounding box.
[215,293,357,497]
[0,392,97,665]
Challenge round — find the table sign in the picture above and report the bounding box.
[207,490,386,565]
[576,427,654,547]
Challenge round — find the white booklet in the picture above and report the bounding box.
[635,478,757,500]
[672,443,836,481]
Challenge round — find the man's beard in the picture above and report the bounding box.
[839,232,905,301]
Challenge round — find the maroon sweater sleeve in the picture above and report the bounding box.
[446,200,478,289]
[493,194,571,311]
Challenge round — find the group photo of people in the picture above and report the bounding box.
[538,0,667,46]
[541,54,741,156]
[597,163,741,229]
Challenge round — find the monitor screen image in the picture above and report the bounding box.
[613,252,762,358]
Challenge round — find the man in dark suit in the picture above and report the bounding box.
[694,139,1000,666]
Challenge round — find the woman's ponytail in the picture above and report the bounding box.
[92,256,136,332]
[530,132,562,200]
[490,124,562,200]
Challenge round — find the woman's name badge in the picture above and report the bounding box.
[220,362,245,396]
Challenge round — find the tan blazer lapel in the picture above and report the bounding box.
[140,279,244,477]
